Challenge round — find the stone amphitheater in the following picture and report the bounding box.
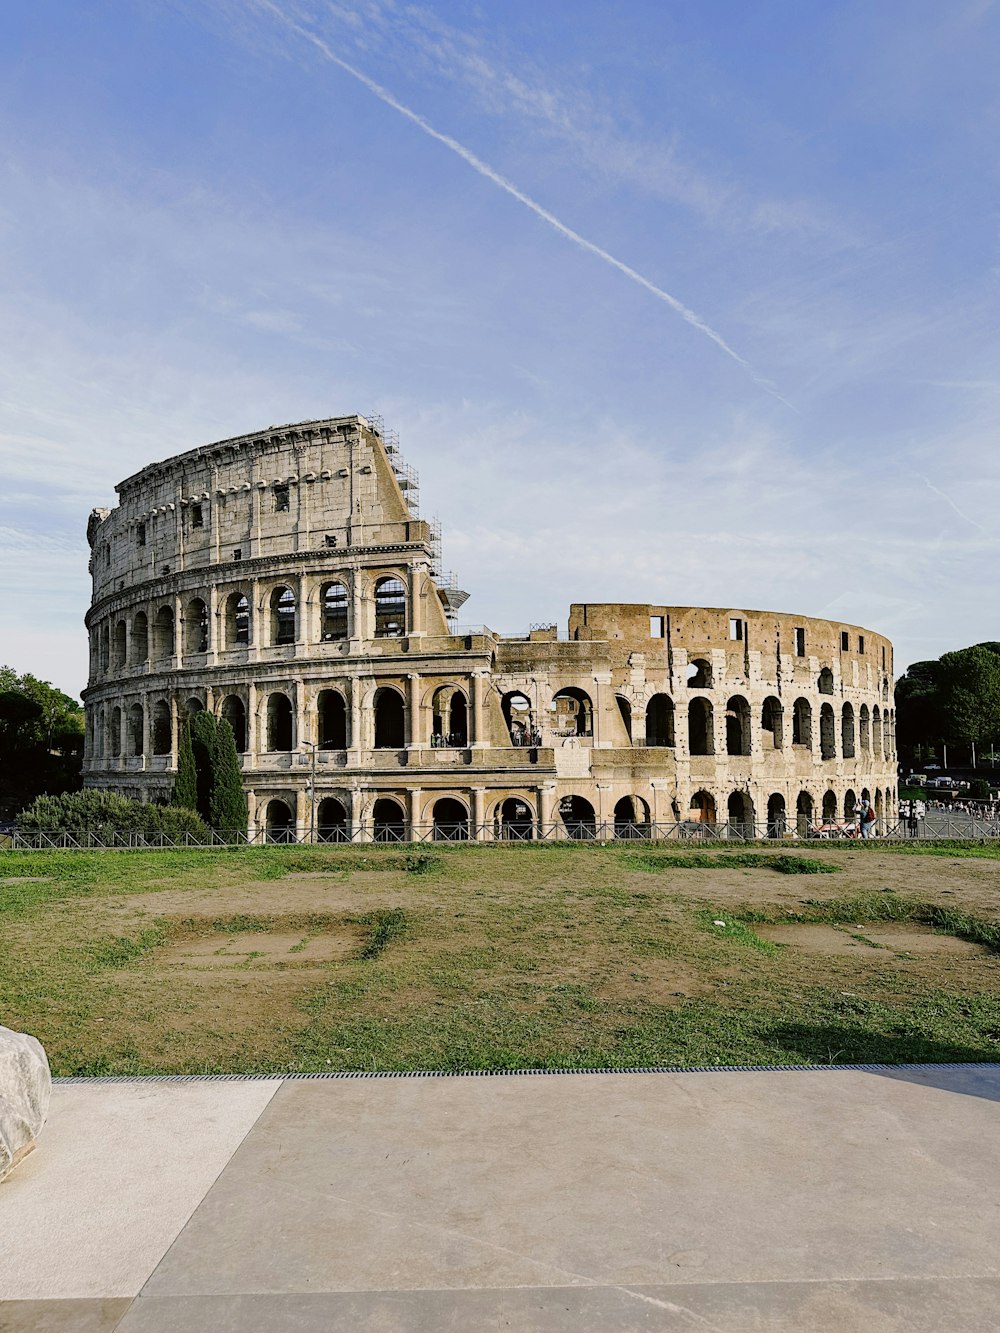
[83,415,898,840]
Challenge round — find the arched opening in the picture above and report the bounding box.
[687,658,713,689]
[374,576,406,638]
[153,606,174,659]
[265,799,295,844]
[152,700,171,756]
[221,695,247,753]
[725,696,751,756]
[689,790,717,825]
[872,706,883,757]
[861,786,871,805]
[616,695,633,744]
[372,797,406,843]
[766,793,786,839]
[822,790,838,823]
[820,703,836,760]
[109,706,122,757]
[432,797,469,841]
[844,789,857,820]
[614,795,650,839]
[226,592,250,648]
[688,697,714,755]
[184,598,209,655]
[270,586,297,646]
[266,692,293,752]
[842,703,856,759]
[552,688,593,738]
[761,697,783,750]
[185,696,204,719]
[796,791,814,836]
[127,702,144,757]
[432,687,468,747]
[374,688,405,749]
[559,794,596,840]
[321,582,349,641]
[727,791,755,838]
[818,667,834,695]
[646,694,675,747]
[100,624,110,672]
[860,705,871,751]
[498,797,534,841]
[317,797,349,843]
[113,620,127,669]
[875,788,884,823]
[130,612,148,666]
[317,690,347,750]
[502,691,536,746]
[792,698,812,748]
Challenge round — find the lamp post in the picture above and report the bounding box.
[301,740,317,844]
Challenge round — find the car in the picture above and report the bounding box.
[923,763,942,772]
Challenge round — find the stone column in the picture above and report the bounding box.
[119,705,128,767]
[246,789,257,843]
[538,783,559,839]
[294,787,309,843]
[246,681,257,764]
[350,785,366,842]
[471,671,488,747]
[408,787,422,841]
[141,691,150,771]
[170,695,179,766]
[351,571,366,644]
[407,673,421,748]
[249,578,261,661]
[472,787,487,842]
[593,672,612,748]
[207,585,218,666]
[349,684,364,758]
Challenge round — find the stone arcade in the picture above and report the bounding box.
[83,416,897,840]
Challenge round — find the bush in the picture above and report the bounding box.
[18,790,211,841]
[970,778,991,801]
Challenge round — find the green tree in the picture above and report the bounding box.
[19,790,210,841]
[172,718,199,812]
[896,642,1000,764]
[0,666,84,812]
[210,718,248,838]
[188,710,219,821]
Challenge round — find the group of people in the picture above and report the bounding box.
[510,726,543,748]
[429,731,466,748]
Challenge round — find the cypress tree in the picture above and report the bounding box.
[210,717,248,840]
[172,718,198,812]
[188,710,218,822]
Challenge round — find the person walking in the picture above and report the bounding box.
[859,797,877,839]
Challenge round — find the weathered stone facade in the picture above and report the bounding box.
[83,416,898,838]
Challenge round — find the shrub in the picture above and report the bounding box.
[18,790,211,841]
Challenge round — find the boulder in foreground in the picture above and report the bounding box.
[0,1026,51,1182]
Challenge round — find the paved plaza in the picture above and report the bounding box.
[2,1066,999,1331]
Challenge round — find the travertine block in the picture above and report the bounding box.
[0,1026,51,1182]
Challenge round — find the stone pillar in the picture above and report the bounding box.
[119,705,128,766]
[407,673,421,748]
[173,594,184,667]
[351,572,366,644]
[249,578,261,661]
[471,672,488,747]
[294,787,309,843]
[408,787,422,841]
[472,787,487,841]
[246,681,257,763]
[140,691,150,771]
[595,782,613,833]
[292,678,305,750]
[538,783,559,839]
[349,684,364,758]
[207,585,218,666]
[350,786,366,842]
[408,564,422,637]
[246,789,257,844]
[593,672,612,748]
[170,695,179,765]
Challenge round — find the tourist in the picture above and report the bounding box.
[859,798,876,839]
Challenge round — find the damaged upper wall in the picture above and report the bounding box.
[87,417,423,602]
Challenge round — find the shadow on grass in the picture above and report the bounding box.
[765,1021,1000,1099]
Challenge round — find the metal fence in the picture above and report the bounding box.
[4,816,1000,850]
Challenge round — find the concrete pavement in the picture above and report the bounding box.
[1,1066,999,1331]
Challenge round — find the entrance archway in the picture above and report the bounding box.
[559,794,596,840]
[372,797,406,843]
[432,797,469,841]
[265,799,294,844]
[613,795,650,839]
[317,797,349,843]
[497,797,534,841]
[766,793,786,838]
[727,791,755,839]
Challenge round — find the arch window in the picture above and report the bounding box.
[266,692,293,752]
[432,797,470,841]
[645,694,675,747]
[127,702,144,757]
[432,687,468,747]
[113,620,127,670]
[766,793,786,839]
[689,790,717,825]
[616,695,633,744]
[317,797,349,843]
[497,797,534,841]
[130,612,148,666]
[727,791,755,837]
[872,706,883,757]
[820,703,836,760]
[109,705,122,758]
[688,697,714,755]
[687,658,713,689]
[502,691,536,747]
[725,696,751,756]
[321,582,349,641]
[821,789,838,823]
[552,688,593,737]
[796,790,814,836]
[792,698,812,748]
[153,606,174,659]
[374,576,406,638]
[184,598,209,655]
[226,592,251,648]
[372,797,406,843]
[265,799,295,844]
[844,789,857,820]
[860,705,871,751]
[761,697,783,750]
[559,794,596,840]
[614,795,650,840]
[221,695,247,753]
[875,788,884,821]
[152,701,171,756]
[317,689,348,750]
[842,704,856,759]
[270,586,296,646]
[185,696,204,719]
[818,667,835,695]
[373,687,405,749]
[100,624,110,672]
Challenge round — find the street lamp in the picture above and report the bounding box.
[301,740,317,844]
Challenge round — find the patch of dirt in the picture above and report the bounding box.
[162,926,364,969]
[599,960,710,1005]
[757,922,989,956]
[101,870,410,919]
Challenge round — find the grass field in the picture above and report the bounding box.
[2,842,1000,1075]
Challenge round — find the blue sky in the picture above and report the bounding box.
[2,0,999,696]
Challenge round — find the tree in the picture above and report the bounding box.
[172,718,198,813]
[188,710,219,821]
[210,718,248,838]
[0,666,84,813]
[896,642,1000,764]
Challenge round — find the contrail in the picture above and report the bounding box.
[917,473,987,532]
[252,0,793,408]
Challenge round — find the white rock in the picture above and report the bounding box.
[0,1026,51,1182]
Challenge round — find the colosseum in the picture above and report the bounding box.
[83,415,898,841]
